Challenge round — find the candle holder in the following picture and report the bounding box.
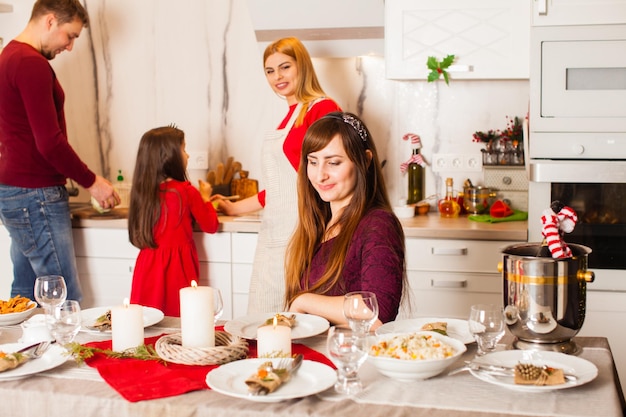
[155,331,248,365]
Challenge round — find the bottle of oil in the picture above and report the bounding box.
[438,177,460,218]
[407,148,424,205]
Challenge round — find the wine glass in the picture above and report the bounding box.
[46,300,82,346]
[213,288,224,324]
[34,275,67,314]
[468,304,505,356]
[343,291,379,336]
[326,326,368,396]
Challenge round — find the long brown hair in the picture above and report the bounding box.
[128,126,187,249]
[263,37,327,126]
[284,112,403,307]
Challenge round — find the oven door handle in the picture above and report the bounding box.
[530,160,626,183]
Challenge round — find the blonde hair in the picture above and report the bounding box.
[263,37,327,126]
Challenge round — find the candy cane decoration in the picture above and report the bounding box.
[403,133,422,147]
[540,205,578,259]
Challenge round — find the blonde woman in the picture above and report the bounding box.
[217,37,341,313]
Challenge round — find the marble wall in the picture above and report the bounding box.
[0,0,529,206]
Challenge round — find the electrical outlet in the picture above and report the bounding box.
[432,153,482,172]
[187,151,208,170]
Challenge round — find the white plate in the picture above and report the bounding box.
[206,358,336,402]
[224,312,329,340]
[376,317,474,344]
[80,306,164,334]
[469,350,598,392]
[0,343,67,381]
[0,302,37,326]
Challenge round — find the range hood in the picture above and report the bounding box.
[245,0,384,58]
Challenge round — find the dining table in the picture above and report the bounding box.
[1,314,624,417]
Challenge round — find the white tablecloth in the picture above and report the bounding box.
[1,317,624,417]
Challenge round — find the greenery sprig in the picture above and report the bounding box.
[427,55,455,85]
[66,342,166,365]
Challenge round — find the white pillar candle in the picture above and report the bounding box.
[180,280,215,348]
[111,298,144,351]
[257,315,292,358]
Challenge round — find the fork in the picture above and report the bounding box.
[29,341,51,359]
[250,354,304,396]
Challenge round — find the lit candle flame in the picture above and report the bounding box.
[272,314,278,329]
[123,297,130,308]
[191,280,198,288]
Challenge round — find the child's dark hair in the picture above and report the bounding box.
[128,126,187,249]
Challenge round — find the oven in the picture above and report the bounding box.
[529,23,626,292]
[528,161,626,292]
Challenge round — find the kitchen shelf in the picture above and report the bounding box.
[0,3,12,13]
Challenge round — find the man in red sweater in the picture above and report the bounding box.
[0,0,119,302]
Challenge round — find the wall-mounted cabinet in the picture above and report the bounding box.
[385,0,530,80]
[532,0,626,26]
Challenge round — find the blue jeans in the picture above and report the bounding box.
[0,184,82,302]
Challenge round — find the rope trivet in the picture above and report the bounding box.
[155,331,248,365]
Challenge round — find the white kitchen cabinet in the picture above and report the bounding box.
[231,232,258,318]
[401,238,517,319]
[385,0,530,80]
[577,290,626,398]
[195,232,233,320]
[73,228,139,308]
[532,0,626,26]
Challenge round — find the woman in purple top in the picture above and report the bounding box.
[285,112,407,330]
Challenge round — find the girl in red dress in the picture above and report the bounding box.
[128,126,219,316]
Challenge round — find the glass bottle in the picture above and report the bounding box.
[407,148,424,205]
[438,177,460,218]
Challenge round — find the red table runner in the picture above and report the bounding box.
[84,330,334,402]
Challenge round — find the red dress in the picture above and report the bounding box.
[130,180,219,316]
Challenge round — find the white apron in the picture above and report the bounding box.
[247,104,302,313]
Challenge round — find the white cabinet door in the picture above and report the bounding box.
[532,0,626,26]
[231,233,258,318]
[405,238,516,273]
[402,237,513,320]
[403,270,502,319]
[385,0,530,79]
[577,290,626,399]
[72,228,138,308]
[73,228,139,259]
[198,261,232,321]
[75,257,134,308]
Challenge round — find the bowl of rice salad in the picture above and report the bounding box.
[367,331,467,381]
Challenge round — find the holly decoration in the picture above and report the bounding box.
[427,55,455,85]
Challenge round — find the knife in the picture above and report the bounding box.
[454,362,578,382]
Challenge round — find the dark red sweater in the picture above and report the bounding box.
[0,40,95,189]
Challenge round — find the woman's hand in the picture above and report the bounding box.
[211,194,263,216]
[289,292,383,330]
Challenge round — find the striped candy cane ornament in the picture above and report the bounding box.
[540,206,578,259]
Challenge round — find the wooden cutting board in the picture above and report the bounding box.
[71,206,129,220]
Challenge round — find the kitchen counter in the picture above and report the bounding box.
[70,211,528,241]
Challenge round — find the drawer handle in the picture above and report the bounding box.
[430,279,468,288]
[431,247,468,256]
